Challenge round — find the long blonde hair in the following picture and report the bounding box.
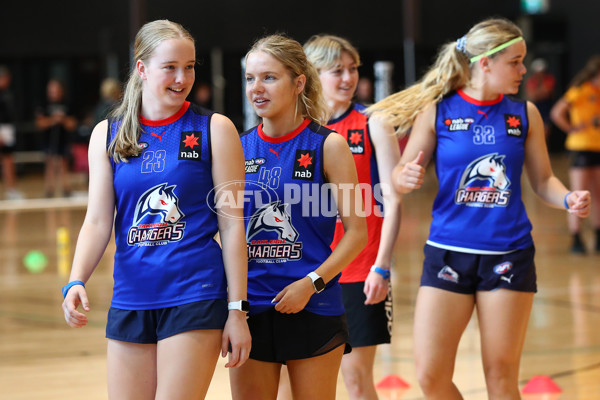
[368,18,522,134]
[246,34,328,125]
[109,20,194,162]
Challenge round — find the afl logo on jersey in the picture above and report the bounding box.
[245,157,266,174]
[493,261,513,275]
[444,117,474,132]
[179,131,202,160]
[504,114,522,136]
[347,129,365,154]
[292,149,316,181]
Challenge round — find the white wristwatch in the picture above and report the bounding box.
[307,271,325,293]
[228,300,250,313]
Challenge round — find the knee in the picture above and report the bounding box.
[483,359,519,394]
[341,362,373,397]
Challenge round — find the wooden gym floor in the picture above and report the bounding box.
[0,154,598,399]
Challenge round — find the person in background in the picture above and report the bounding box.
[35,79,77,197]
[304,34,401,400]
[356,76,375,105]
[369,18,590,399]
[0,65,24,200]
[230,34,367,400]
[61,19,250,400]
[94,77,122,125]
[525,58,555,138]
[550,55,600,254]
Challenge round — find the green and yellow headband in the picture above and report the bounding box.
[469,36,524,63]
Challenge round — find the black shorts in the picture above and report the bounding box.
[248,308,351,363]
[570,151,600,167]
[106,299,228,344]
[342,281,392,347]
[421,244,537,294]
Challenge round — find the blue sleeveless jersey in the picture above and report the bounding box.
[428,89,533,253]
[109,101,227,310]
[240,119,342,315]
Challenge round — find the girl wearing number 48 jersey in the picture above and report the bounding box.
[231,34,367,400]
[369,18,590,399]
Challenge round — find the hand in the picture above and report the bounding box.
[567,190,591,218]
[272,278,314,314]
[392,151,425,194]
[221,311,251,368]
[61,286,90,328]
[363,271,390,305]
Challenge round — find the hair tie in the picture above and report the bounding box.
[456,36,467,53]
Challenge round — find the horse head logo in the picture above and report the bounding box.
[460,153,510,190]
[133,183,184,225]
[247,201,298,243]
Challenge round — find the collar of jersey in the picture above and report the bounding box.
[258,119,310,143]
[457,89,503,106]
[327,103,355,125]
[139,101,190,127]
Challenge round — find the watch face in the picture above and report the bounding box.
[241,300,250,312]
[314,277,325,292]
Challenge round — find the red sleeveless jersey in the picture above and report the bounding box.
[328,103,383,283]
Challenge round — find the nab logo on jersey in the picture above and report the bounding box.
[292,149,315,181]
[347,129,365,154]
[504,114,522,136]
[178,131,202,161]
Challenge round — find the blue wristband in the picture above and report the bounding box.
[370,266,391,280]
[62,280,85,298]
[564,192,572,210]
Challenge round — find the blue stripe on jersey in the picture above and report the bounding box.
[109,103,227,310]
[429,91,533,252]
[240,120,342,316]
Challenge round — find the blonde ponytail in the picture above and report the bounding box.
[368,18,522,135]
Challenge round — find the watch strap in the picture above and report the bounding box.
[370,265,391,279]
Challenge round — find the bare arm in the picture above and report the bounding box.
[550,98,573,133]
[210,113,251,368]
[62,120,115,327]
[273,132,368,313]
[525,102,590,216]
[391,103,437,195]
[364,113,402,304]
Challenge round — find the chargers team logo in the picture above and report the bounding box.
[246,201,302,262]
[504,114,522,136]
[128,183,186,246]
[292,149,315,181]
[347,129,365,154]
[455,153,511,207]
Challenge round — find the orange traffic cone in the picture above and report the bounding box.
[375,374,411,400]
[521,375,562,400]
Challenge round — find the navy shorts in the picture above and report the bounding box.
[342,281,392,347]
[570,151,600,168]
[106,299,228,344]
[421,244,537,294]
[248,308,351,363]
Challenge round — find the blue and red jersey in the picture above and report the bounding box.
[429,89,533,253]
[240,119,343,315]
[109,101,227,310]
